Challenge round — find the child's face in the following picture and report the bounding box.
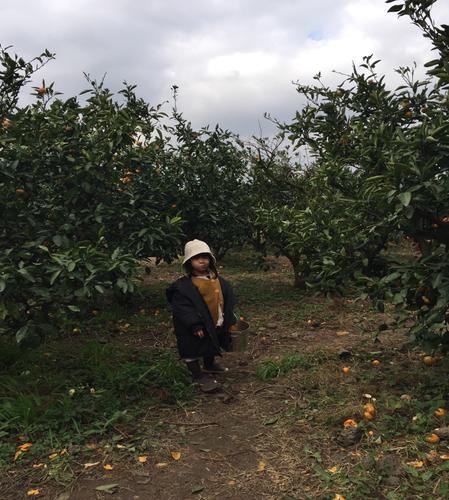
[190,253,210,273]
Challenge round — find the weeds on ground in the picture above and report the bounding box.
[0,339,194,477]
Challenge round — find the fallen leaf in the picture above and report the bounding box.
[336,331,349,337]
[103,464,113,470]
[227,480,236,485]
[155,462,168,468]
[48,453,59,460]
[85,443,98,450]
[440,454,449,460]
[407,460,424,468]
[59,448,68,456]
[171,451,181,461]
[116,444,127,449]
[14,450,22,461]
[32,463,47,469]
[327,466,338,474]
[27,489,40,497]
[95,483,119,494]
[257,461,266,472]
[84,461,100,469]
[199,448,211,453]
[191,485,204,494]
[19,442,33,451]
[263,416,279,426]
[138,456,148,463]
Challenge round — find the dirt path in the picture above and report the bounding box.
[60,310,383,500]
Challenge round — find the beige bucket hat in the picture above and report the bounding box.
[182,239,216,265]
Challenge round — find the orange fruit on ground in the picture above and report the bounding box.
[426,433,440,444]
[371,360,380,366]
[342,366,350,374]
[343,419,358,428]
[435,408,446,417]
[422,355,434,366]
[363,411,374,421]
[364,403,375,415]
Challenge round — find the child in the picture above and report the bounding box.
[166,239,236,392]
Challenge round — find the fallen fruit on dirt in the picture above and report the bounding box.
[363,411,374,421]
[336,330,349,337]
[171,451,181,460]
[407,460,424,468]
[364,403,375,415]
[257,461,266,472]
[435,408,446,417]
[27,490,40,497]
[371,359,380,366]
[138,455,148,463]
[343,419,358,428]
[342,366,350,374]
[422,355,435,366]
[426,433,440,444]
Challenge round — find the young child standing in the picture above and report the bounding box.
[166,239,236,392]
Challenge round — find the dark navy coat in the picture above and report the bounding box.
[166,275,236,359]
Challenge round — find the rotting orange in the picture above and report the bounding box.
[422,355,435,366]
[364,403,375,415]
[435,408,446,418]
[342,366,350,374]
[426,433,440,444]
[363,411,374,421]
[343,419,358,428]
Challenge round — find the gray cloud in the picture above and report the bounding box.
[2,0,448,137]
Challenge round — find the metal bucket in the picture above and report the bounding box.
[229,319,250,352]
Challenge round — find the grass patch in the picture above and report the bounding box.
[0,339,194,474]
[256,351,329,380]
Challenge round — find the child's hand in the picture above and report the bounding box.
[194,329,205,338]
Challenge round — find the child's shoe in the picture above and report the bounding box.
[203,359,229,374]
[197,374,221,393]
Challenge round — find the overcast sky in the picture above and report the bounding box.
[1,0,448,137]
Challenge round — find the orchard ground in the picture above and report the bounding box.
[2,252,449,499]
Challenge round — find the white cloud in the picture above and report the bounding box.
[1,0,448,137]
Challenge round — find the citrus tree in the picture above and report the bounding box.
[162,106,253,258]
[0,47,182,345]
[259,0,449,345]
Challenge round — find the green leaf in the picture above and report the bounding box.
[398,191,412,207]
[17,268,36,283]
[191,486,204,494]
[95,484,119,494]
[50,270,62,285]
[67,305,80,312]
[387,5,403,13]
[263,416,279,426]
